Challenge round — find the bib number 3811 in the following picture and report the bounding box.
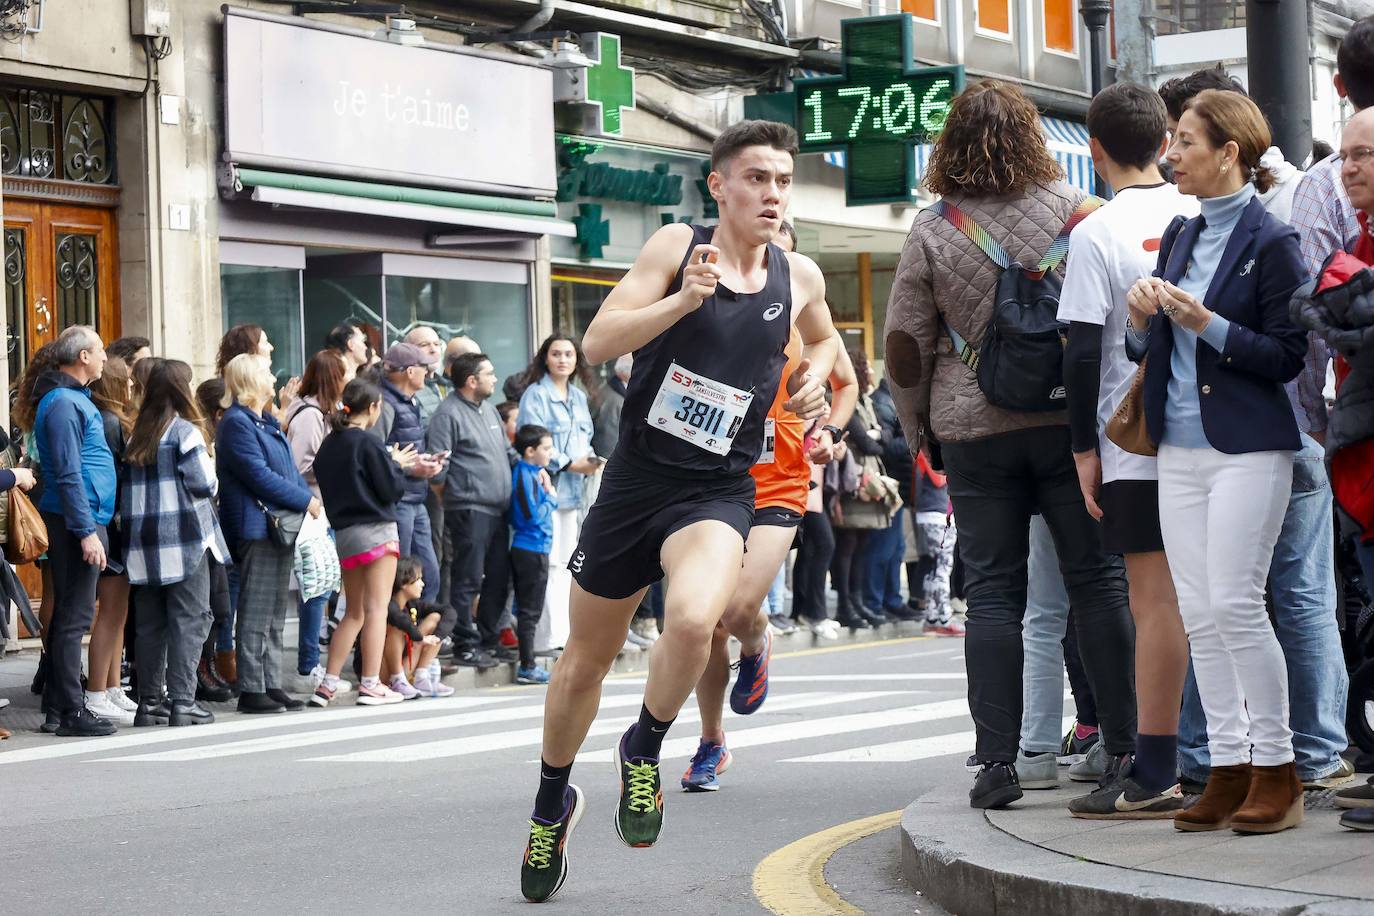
[646,361,753,456]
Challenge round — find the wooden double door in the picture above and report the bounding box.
[2,197,120,626]
[3,199,120,387]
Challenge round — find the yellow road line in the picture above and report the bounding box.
[753,810,904,915]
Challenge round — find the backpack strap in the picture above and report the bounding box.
[1035,196,1105,275]
[931,200,1013,270]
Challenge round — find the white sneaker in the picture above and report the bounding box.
[106,687,138,713]
[621,636,644,654]
[624,629,656,650]
[307,665,353,695]
[810,620,840,640]
[86,690,134,725]
[630,617,660,642]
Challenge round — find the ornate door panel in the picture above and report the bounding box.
[2,200,118,383]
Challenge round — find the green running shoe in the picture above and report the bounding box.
[521,784,584,903]
[614,727,664,848]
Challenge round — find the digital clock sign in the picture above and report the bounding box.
[794,15,964,206]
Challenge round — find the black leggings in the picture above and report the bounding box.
[793,511,836,622]
[831,528,869,606]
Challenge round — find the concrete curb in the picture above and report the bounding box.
[897,789,1367,916]
[442,617,933,692]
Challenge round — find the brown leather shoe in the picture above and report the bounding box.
[214,650,238,688]
[1232,761,1304,834]
[1174,763,1252,832]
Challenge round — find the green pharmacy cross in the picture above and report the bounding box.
[794,15,964,205]
[583,33,636,136]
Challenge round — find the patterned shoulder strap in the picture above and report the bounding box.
[931,200,1012,270]
[1036,197,1105,274]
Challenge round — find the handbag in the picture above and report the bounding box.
[258,500,305,549]
[1105,355,1157,457]
[4,486,48,565]
[293,512,340,602]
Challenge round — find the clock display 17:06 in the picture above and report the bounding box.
[800,77,955,146]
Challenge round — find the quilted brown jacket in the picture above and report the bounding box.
[884,180,1086,446]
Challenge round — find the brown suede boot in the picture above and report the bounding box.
[1231,762,1304,834]
[214,650,238,688]
[1174,763,1252,832]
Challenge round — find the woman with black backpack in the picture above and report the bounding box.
[884,79,1137,811]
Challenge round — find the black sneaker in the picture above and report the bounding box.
[521,784,584,903]
[1068,777,1186,820]
[1335,777,1374,809]
[40,709,61,734]
[455,647,499,670]
[970,762,1022,809]
[495,646,520,663]
[1340,807,1374,831]
[55,705,117,737]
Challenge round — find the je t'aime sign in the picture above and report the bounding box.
[223,8,557,198]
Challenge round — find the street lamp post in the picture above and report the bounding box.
[1080,0,1112,197]
[1246,0,1311,166]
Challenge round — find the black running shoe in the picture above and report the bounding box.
[614,727,664,847]
[521,784,584,903]
[1068,777,1186,820]
[970,762,1023,809]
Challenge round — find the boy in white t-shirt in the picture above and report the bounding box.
[1056,82,1201,819]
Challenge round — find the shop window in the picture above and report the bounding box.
[0,88,115,184]
[220,264,305,384]
[976,0,1011,37]
[902,0,939,23]
[384,275,531,383]
[1044,0,1076,54]
[303,272,385,367]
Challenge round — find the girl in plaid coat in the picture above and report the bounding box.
[123,360,230,726]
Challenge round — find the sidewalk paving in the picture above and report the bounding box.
[901,780,1374,916]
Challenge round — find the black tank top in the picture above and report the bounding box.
[617,225,792,480]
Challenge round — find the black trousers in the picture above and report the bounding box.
[794,511,836,622]
[1062,610,1099,728]
[41,512,104,718]
[446,508,510,650]
[510,547,549,669]
[831,528,868,610]
[942,425,1136,764]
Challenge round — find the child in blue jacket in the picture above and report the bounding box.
[510,424,557,685]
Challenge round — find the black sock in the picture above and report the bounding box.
[1132,733,1178,794]
[533,759,573,822]
[625,704,676,760]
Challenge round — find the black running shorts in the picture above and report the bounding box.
[1098,478,1164,556]
[752,506,803,529]
[570,458,756,600]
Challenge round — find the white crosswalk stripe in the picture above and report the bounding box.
[309,690,903,764]
[2,683,992,770]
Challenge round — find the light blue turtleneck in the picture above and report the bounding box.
[1127,184,1252,449]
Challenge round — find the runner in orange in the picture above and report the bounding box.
[682,222,858,791]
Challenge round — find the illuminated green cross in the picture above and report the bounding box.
[793,15,964,205]
[585,33,635,136]
[573,203,610,259]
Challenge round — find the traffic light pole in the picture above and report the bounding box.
[1246,0,1312,165]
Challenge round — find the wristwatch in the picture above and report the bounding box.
[822,424,843,440]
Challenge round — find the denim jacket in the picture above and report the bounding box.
[518,375,594,508]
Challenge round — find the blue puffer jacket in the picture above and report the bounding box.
[216,403,313,548]
[33,370,117,537]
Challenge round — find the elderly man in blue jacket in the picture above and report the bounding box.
[33,325,117,737]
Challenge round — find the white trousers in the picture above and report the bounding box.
[533,506,581,652]
[1158,444,1294,767]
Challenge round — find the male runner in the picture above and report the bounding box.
[682,222,858,792]
[520,121,840,903]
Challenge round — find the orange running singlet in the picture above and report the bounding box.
[750,331,807,514]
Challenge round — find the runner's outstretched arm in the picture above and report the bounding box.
[825,342,859,431]
[583,224,708,365]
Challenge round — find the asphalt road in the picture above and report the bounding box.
[1,635,981,915]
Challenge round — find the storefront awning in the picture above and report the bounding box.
[817,116,1097,197]
[229,167,576,238]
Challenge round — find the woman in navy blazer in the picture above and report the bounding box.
[216,353,321,714]
[1124,90,1307,835]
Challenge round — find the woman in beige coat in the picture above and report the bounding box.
[883,80,1136,810]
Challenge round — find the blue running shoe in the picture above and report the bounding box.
[728,629,771,716]
[680,739,732,792]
